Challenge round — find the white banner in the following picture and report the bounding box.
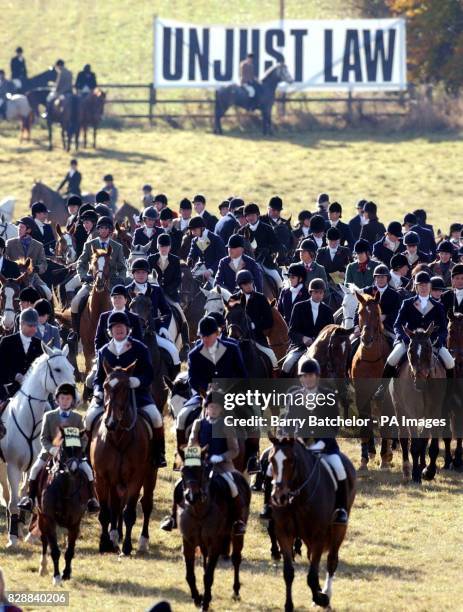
[153,17,407,91]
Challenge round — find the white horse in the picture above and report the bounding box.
[202,284,231,315]
[0,212,18,241]
[0,197,16,223]
[3,93,33,141]
[339,284,360,330]
[0,344,76,547]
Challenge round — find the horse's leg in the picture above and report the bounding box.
[183,539,202,606]
[39,537,49,577]
[400,437,411,479]
[138,469,155,553]
[380,438,393,469]
[231,533,244,601]
[202,547,220,611]
[307,540,329,607]
[48,121,53,151]
[359,441,369,471]
[443,437,453,469]
[267,518,281,561]
[454,438,463,470]
[98,495,112,553]
[48,523,62,585]
[280,540,295,612]
[62,524,79,580]
[93,126,97,148]
[6,463,22,547]
[121,494,138,556]
[410,437,422,484]
[109,488,121,552]
[423,438,439,481]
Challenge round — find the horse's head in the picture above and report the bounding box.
[90,246,112,291]
[277,62,294,84]
[169,372,195,418]
[356,291,382,348]
[268,437,299,507]
[129,293,154,330]
[53,426,85,473]
[340,284,360,329]
[0,274,20,331]
[202,285,228,315]
[447,311,463,377]
[103,361,137,431]
[16,257,34,286]
[55,224,76,264]
[225,299,250,340]
[181,446,209,505]
[114,222,132,259]
[41,343,75,395]
[405,324,435,389]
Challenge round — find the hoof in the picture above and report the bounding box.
[314,591,330,608]
[422,466,436,481]
[232,592,241,601]
[443,457,452,470]
[137,535,149,553]
[39,566,48,577]
[358,459,368,472]
[53,575,62,586]
[193,595,203,608]
[380,461,391,471]
[271,548,281,561]
[62,571,71,581]
[6,535,19,548]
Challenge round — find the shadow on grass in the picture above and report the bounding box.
[80,576,191,602]
[75,147,167,164]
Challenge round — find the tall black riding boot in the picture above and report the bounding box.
[232,495,247,536]
[70,312,81,341]
[259,475,273,519]
[18,478,38,512]
[160,479,183,531]
[333,479,349,525]
[152,426,167,468]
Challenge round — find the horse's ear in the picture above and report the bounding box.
[141,242,151,254]
[163,375,173,392]
[41,341,54,356]
[62,343,69,357]
[425,322,435,337]
[404,326,414,339]
[355,291,366,305]
[56,224,63,237]
[448,310,455,322]
[200,286,209,296]
[115,222,120,232]
[103,359,112,376]
[373,289,381,303]
[106,244,112,256]
[216,285,221,294]
[25,257,32,272]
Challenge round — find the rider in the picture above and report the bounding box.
[375,270,455,398]
[315,226,352,283]
[0,69,13,119]
[240,52,258,110]
[0,236,21,278]
[30,201,56,257]
[362,264,402,338]
[187,216,226,282]
[239,203,282,290]
[10,47,27,92]
[344,239,376,289]
[296,238,328,287]
[403,231,430,267]
[282,278,334,375]
[260,196,294,265]
[441,263,463,316]
[18,383,100,514]
[75,64,97,96]
[430,240,455,288]
[65,194,82,232]
[126,258,181,373]
[57,159,82,197]
[0,308,43,403]
[229,270,278,373]
[326,202,355,249]
[214,233,263,294]
[85,311,166,467]
[158,208,183,256]
[192,194,218,232]
[44,59,73,119]
[71,215,127,338]
[94,285,143,351]
[173,198,193,233]
[277,262,309,326]
[187,316,247,397]
[132,206,162,248]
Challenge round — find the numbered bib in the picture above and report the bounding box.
[184,446,201,466]
[63,426,81,448]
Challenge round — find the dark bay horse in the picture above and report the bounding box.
[180,263,208,343]
[30,181,68,228]
[36,427,89,585]
[269,438,356,611]
[444,311,463,470]
[390,324,446,483]
[79,89,106,148]
[90,362,156,556]
[351,291,393,470]
[214,62,293,135]
[47,94,80,151]
[179,448,251,610]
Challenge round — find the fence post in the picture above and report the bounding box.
[149,84,156,125]
[347,89,353,125]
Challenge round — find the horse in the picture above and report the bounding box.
[335,283,360,329]
[24,68,57,95]
[443,311,463,470]
[54,224,77,266]
[225,301,273,378]
[2,93,34,141]
[214,62,294,135]
[36,426,89,585]
[47,94,80,151]
[0,195,16,222]
[0,344,75,547]
[114,200,141,231]
[350,291,393,470]
[90,362,156,556]
[0,212,18,241]
[79,89,106,148]
[113,222,132,259]
[268,437,356,611]
[390,324,446,483]
[179,447,251,610]
[267,300,290,364]
[129,293,169,412]
[180,263,208,343]
[0,275,22,335]
[30,181,68,228]
[26,87,49,118]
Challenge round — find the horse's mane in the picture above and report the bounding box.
[261,63,281,81]
[20,350,58,390]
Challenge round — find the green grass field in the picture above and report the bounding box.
[1,123,463,611]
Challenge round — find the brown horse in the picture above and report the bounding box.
[79,89,106,148]
[390,324,446,483]
[444,311,463,469]
[113,222,132,259]
[90,362,156,556]
[0,273,27,335]
[30,182,68,228]
[36,427,89,585]
[179,447,251,610]
[114,200,141,231]
[351,291,393,470]
[266,299,290,365]
[268,438,356,611]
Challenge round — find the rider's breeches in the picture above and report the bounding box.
[255,342,279,368]
[324,453,347,481]
[30,456,94,481]
[65,274,82,293]
[262,265,283,290]
[156,334,181,365]
[214,470,239,498]
[71,284,90,313]
[282,347,305,373]
[84,400,163,431]
[387,341,455,369]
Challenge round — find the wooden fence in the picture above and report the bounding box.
[99,83,409,125]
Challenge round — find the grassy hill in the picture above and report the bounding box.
[1,0,353,84]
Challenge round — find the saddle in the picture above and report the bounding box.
[78,291,90,315]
